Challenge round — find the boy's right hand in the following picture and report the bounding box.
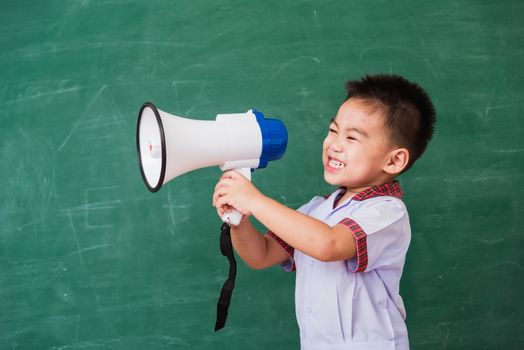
[213,170,261,217]
[213,190,250,226]
[212,179,233,219]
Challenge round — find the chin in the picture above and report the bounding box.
[323,172,341,186]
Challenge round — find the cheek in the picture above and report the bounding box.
[322,137,329,154]
[366,145,387,164]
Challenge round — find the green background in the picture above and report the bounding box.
[1,0,523,349]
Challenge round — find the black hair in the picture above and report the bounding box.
[345,74,436,171]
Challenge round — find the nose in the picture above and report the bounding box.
[328,140,342,153]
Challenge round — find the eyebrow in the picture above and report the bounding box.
[330,118,369,138]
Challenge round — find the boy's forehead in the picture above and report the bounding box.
[332,99,386,131]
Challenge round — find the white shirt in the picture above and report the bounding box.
[269,182,410,350]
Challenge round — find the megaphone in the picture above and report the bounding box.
[136,102,288,225]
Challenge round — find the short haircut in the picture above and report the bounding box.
[345,74,436,172]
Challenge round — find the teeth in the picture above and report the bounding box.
[329,158,345,169]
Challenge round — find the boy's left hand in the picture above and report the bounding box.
[213,170,262,217]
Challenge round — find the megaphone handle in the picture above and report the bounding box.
[221,168,252,226]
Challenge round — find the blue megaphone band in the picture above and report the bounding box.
[252,109,288,168]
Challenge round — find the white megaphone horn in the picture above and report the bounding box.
[136,102,288,225]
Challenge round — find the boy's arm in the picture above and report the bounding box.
[214,171,357,262]
[229,217,290,270]
[249,195,357,262]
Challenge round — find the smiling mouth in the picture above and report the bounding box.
[328,157,345,169]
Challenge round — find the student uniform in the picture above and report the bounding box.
[269,182,410,350]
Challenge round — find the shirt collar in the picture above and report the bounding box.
[335,181,404,202]
[352,181,403,201]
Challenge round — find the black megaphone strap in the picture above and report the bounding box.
[214,222,237,331]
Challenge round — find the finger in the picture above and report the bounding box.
[228,170,244,180]
[214,186,231,200]
[213,188,229,207]
[213,190,230,208]
[215,195,227,209]
[220,170,236,180]
[213,186,220,206]
[217,203,232,216]
[216,178,233,190]
[213,182,228,200]
[212,191,220,206]
[215,195,233,212]
[214,181,225,192]
[217,206,228,217]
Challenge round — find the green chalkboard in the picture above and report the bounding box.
[1,0,523,349]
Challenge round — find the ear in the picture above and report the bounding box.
[383,148,409,175]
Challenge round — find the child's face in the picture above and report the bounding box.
[322,98,394,189]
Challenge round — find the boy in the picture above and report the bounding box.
[213,74,436,350]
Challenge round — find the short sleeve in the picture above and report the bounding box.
[267,230,295,272]
[338,199,410,273]
[267,196,324,272]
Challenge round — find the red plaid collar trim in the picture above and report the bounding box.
[336,181,404,201]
